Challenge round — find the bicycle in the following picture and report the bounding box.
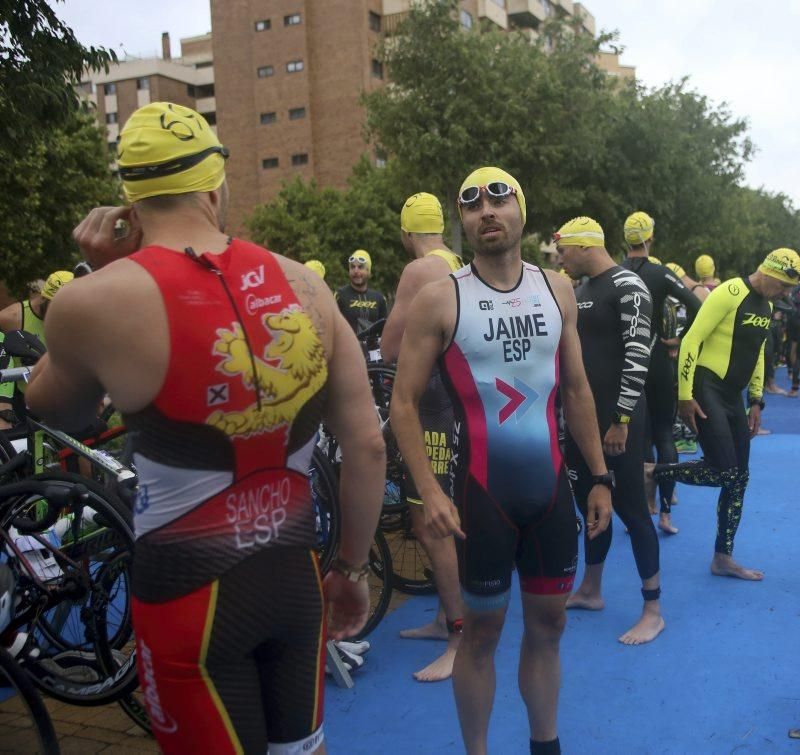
[0,472,138,707]
[0,563,60,754]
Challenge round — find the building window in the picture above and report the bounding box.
[460,10,473,29]
[262,157,279,169]
[77,80,93,94]
[105,112,118,124]
[136,77,150,90]
[255,19,271,31]
[369,11,381,32]
[204,112,217,126]
[187,84,196,97]
[289,106,306,120]
[541,0,552,16]
[291,153,309,166]
[286,60,304,73]
[257,65,274,78]
[196,83,215,98]
[489,0,506,6]
[107,141,117,154]
[103,83,116,95]
[260,111,277,125]
[371,59,383,79]
[376,154,387,169]
[284,13,301,26]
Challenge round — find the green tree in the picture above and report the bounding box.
[0,0,116,146]
[362,1,613,251]
[0,107,120,294]
[247,158,418,293]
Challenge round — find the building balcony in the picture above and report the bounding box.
[479,0,508,29]
[573,2,596,35]
[507,0,546,28]
[196,96,216,114]
[382,11,409,35]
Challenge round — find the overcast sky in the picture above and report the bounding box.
[57,0,799,205]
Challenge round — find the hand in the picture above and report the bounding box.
[423,487,465,540]
[586,484,612,540]
[72,206,143,269]
[747,404,761,438]
[678,398,706,435]
[323,571,369,641]
[602,423,628,456]
[661,336,680,358]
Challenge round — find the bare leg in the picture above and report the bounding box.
[519,592,568,744]
[452,606,506,755]
[710,553,763,581]
[618,573,665,645]
[565,563,605,610]
[644,462,657,514]
[400,504,464,682]
[658,512,679,535]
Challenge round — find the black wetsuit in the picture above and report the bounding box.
[565,266,659,583]
[334,284,387,336]
[621,257,702,514]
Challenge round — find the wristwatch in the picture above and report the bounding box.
[591,472,615,490]
[748,397,765,410]
[612,412,631,425]
[331,557,371,582]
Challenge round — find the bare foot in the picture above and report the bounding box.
[412,642,459,682]
[644,462,657,515]
[618,610,665,645]
[566,591,604,610]
[710,554,764,581]
[671,490,679,506]
[400,620,448,641]
[658,513,678,535]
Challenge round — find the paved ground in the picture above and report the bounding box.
[0,692,157,752]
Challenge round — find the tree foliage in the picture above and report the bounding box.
[246,0,800,292]
[0,107,119,294]
[0,0,116,146]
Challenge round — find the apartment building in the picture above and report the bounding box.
[211,0,633,232]
[80,33,216,162]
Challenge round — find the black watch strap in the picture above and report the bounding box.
[748,397,765,410]
[591,472,615,490]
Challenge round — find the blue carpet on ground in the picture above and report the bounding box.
[325,368,800,754]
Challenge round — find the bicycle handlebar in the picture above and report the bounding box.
[0,367,31,384]
[0,481,88,534]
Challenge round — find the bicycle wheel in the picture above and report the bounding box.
[2,473,139,705]
[381,507,436,595]
[350,528,392,640]
[310,448,340,575]
[0,647,60,754]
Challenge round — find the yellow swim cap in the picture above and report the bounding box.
[401,193,444,234]
[117,102,227,203]
[648,256,662,265]
[623,211,655,246]
[42,271,74,301]
[665,262,686,278]
[349,250,372,271]
[304,260,326,280]
[458,167,526,223]
[759,248,800,284]
[695,254,715,279]
[553,216,605,248]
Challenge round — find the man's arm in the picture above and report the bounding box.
[390,279,462,539]
[322,309,386,567]
[25,285,105,431]
[615,273,652,417]
[677,284,738,401]
[746,341,766,437]
[546,271,612,537]
[381,261,429,363]
[0,302,21,334]
[665,269,702,330]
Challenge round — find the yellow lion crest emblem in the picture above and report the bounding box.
[207,307,327,437]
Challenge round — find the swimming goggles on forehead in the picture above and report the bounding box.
[763,258,800,280]
[457,181,516,209]
[348,255,369,266]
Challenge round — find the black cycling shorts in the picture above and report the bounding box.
[454,468,577,606]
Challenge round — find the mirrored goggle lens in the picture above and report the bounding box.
[458,186,481,205]
[485,181,513,199]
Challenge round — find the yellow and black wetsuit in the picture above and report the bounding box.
[656,277,771,555]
